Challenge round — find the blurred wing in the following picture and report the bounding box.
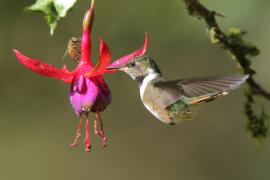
[14,49,74,83]
[149,78,182,108]
[154,86,182,108]
[179,75,249,97]
[154,75,249,106]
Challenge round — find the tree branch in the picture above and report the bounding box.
[183,0,269,141]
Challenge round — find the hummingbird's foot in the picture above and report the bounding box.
[94,112,107,148]
[84,114,91,152]
[70,116,83,147]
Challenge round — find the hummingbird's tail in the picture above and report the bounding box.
[183,75,249,105]
[189,91,228,105]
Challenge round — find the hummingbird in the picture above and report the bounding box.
[107,56,249,125]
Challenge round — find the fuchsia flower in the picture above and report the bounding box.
[13,0,148,152]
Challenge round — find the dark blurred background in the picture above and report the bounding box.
[0,0,270,180]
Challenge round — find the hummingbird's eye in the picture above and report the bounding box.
[129,62,136,68]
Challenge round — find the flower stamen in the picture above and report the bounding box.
[94,112,107,148]
[70,116,83,147]
[84,114,91,152]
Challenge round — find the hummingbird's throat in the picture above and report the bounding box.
[135,76,145,84]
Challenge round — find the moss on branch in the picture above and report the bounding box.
[182,0,269,142]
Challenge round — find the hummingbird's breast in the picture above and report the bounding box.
[142,86,175,124]
[140,75,192,124]
[142,91,192,124]
[139,74,171,124]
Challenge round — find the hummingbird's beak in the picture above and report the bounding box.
[106,66,121,70]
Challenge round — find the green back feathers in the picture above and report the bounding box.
[168,100,188,113]
[167,100,193,121]
[133,56,162,74]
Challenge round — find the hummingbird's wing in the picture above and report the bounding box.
[152,81,182,108]
[154,75,249,106]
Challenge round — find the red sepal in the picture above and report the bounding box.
[107,33,149,71]
[85,37,111,77]
[13,49,74,83]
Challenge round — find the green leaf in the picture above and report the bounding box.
[26,0,77,35]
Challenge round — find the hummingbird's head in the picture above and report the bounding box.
[108,56,161,81]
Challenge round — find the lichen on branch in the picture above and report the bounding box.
[182,0,269,142]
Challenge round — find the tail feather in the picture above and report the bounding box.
[189,92,228,105]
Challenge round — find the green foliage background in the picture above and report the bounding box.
[0,0,270,180]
